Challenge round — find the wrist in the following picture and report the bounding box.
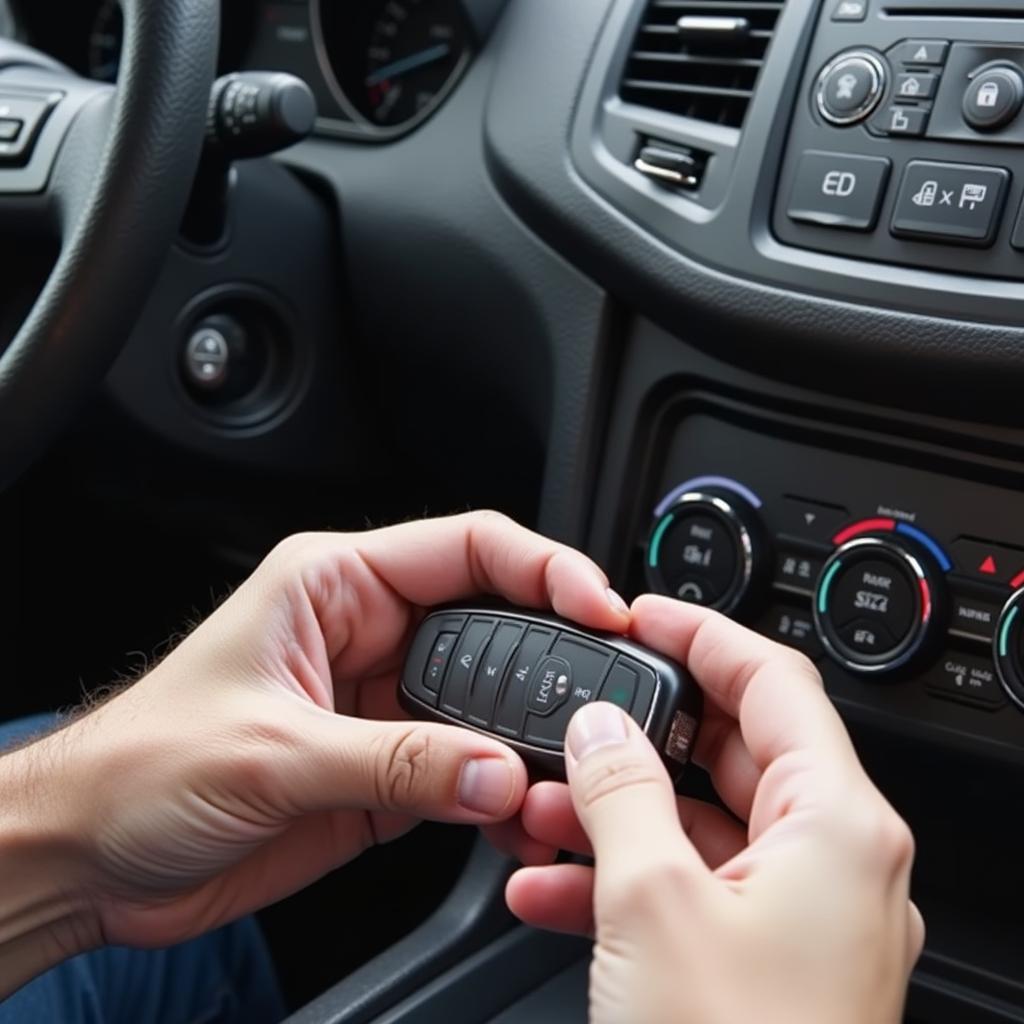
[0,729,102,997]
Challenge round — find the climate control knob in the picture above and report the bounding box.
[645,489,767,615]
[994,589,1024,709]
[813,535,943,675]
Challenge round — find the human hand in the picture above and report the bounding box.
[0,512,629,988]
[506,596,923,1024]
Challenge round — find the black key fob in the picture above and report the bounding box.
[398,604,703,781]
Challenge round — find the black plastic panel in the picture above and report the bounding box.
[774,8,1024,277]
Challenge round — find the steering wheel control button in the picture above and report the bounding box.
[466,622,524,726]
[815,51,886,125]
[831,0,867,22]
[400,607,704,781]
[814,536,940,675]
[787,151,891,231]
[963,66,1024,132]
[994,590,1024,709]
[184,327,231,390]
[440,618,497,717]
[891,161,1009,246]
[493,627,555,737]
[928,653,1004,708]
[889,40,949,67]
[646,489,765,615]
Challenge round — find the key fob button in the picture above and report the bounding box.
[467,622,524,726]
[441,618,497,717]
[598,659,639,713]
[526,656,573,715]
[494,627,556,737]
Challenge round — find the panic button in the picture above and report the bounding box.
[788,150,891,231]
[891,160,1009,246]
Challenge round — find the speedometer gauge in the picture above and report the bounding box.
[315,0,473,134]
[87,0,123,83]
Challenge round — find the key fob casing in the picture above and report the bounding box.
[398,604,703,781]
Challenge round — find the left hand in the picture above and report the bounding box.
[3,511,628,968]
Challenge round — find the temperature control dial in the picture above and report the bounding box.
[813,536,943,675]
[994,589,1024,709]
[645,490,767,615]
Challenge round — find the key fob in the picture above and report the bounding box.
[398,604,703,781]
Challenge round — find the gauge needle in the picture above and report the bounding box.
[365,43,452,86]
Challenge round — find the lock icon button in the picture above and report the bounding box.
[963,66,1024,131]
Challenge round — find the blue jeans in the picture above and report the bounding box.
[0,715,287,1024]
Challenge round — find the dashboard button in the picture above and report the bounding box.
[774,548,825,592]
[888,40,949,67]
[780,496,849,545]
[891,161,1009,246]
[787,150,890,231]
[895,73,938,100]
[949,591,1003,644]
[963,66,1024,132]
[754,604,824,660]
[816,52,886,125]
[838,617,898,655]
[831,0,867,20]
[949,538,1024,585]
[880,106,929,136]
[928,652,1004,708]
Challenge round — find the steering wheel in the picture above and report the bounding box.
[0,0,218,488]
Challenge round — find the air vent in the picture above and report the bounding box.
[620,0,786,128]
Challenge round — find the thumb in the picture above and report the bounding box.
[291,709,529,824]
[565,702,708,888]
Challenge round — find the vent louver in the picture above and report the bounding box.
[620,0,785,128]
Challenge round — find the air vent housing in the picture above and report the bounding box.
[620,0,785,128]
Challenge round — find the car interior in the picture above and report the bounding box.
[1,0,1023,1020]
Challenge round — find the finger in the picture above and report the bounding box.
[522,781,746,869]
[908,901,926,964]
[505,864,596,936]
[629,596,855,773]
[692,708,761,822]
[564,702,710,918]
[285,704,529,824]
[481,818,558,866]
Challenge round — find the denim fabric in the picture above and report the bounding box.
[0,714,287,1024]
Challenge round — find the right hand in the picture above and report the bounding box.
[505,595,924,1024]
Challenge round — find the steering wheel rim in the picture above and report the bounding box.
[0,0,218,488]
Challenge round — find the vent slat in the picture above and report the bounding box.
[623,79,756,99]
[622,0,785,128]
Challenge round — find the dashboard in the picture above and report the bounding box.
[9,0,1024,1021]
[6,0,485,139]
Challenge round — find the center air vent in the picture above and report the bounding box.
[620,0,785,128]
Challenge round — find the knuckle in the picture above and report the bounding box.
[375,728,436,810]
[603,858,691,919]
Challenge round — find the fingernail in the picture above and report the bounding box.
[606,588,629,614]
[567,702,629,762]
[458,758,515,816]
